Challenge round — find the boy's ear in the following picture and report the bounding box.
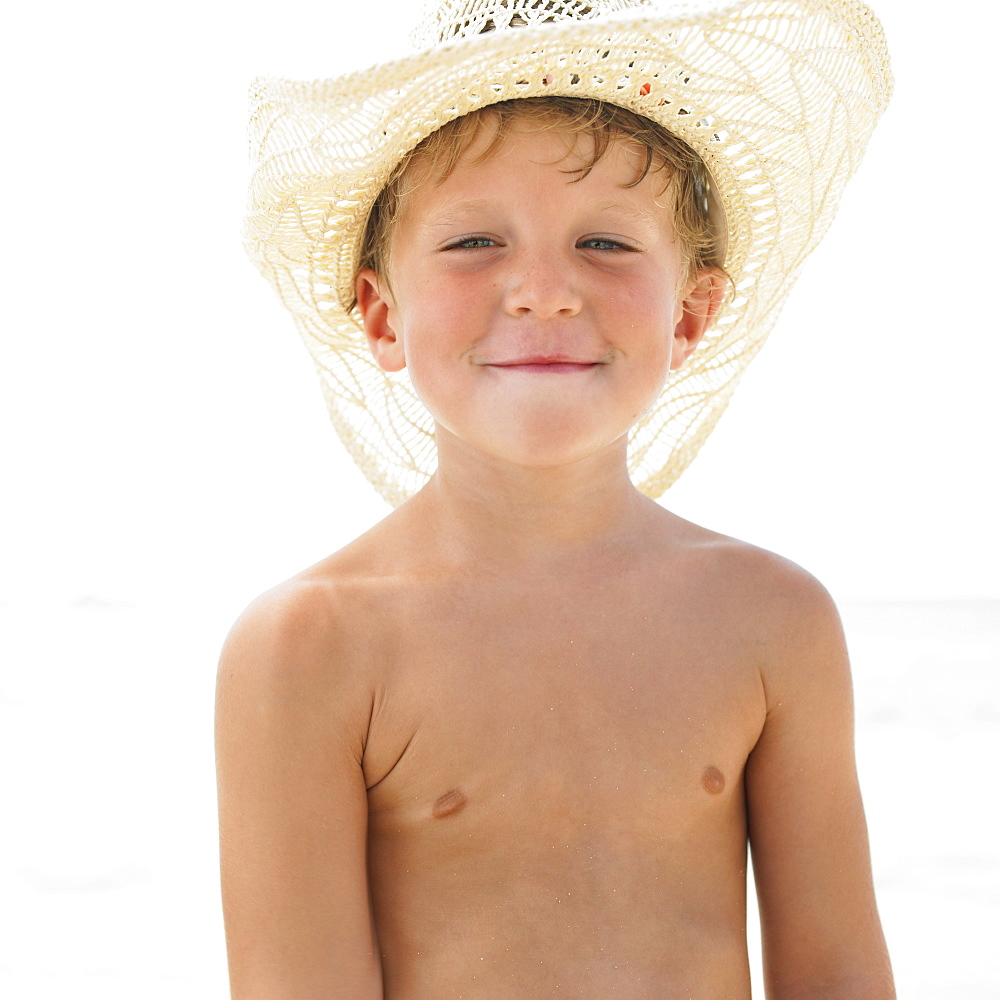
[356,268,406,373]
[670,267,728,371]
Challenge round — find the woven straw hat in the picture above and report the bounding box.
[244,0,892,506]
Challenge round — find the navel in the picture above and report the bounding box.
[701,766,726,795]
[432,788,468,818]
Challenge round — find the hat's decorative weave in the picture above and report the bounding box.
[244,0,892,506]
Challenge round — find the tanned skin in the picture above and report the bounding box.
[216,127,894,999]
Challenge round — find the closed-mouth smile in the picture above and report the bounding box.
[488,355,603,373]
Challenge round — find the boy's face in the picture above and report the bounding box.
[356,124,718,476]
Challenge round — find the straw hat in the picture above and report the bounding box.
[244,0,892,506]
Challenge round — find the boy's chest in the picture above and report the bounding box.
[361,582,766,855]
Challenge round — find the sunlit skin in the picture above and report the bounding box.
[216,125,895,999]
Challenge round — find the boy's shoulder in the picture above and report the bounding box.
[220,508,843,699]
[656,510,846,670]
[218,542,401,707]
[659,509,837,609]
[232,507,840,630]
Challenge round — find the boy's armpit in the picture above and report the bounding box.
[215,583,383,1000]
[744,566,894,998]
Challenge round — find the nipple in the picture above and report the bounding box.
[701,766,725,795]
[432,788,468,818]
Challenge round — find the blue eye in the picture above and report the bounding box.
[579,238,635,251]
[444,236,496,250]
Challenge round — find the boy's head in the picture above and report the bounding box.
[358,97,726,304]
[243,0,892,505]
[353,108,730,473]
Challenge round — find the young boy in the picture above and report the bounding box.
[217,1,895,997]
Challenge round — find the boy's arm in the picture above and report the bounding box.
[745,567,894,1000]
[215,584,383,1000]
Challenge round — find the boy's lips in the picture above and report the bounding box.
[487,355,604,373]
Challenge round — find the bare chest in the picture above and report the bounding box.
[353,580,763,995]
[362,588,765,857]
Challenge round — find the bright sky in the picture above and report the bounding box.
[3,0,997,610]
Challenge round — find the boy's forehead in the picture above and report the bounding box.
[399,131,664,219]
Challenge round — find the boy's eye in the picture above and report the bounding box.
[578,237,636,252]
[443,236,497,250]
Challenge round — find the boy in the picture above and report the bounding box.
[217,1,895,997]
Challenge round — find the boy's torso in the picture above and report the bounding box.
[307,507,771,999]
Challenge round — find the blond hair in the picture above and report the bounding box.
[356,97,723,301]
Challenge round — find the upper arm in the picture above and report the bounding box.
[745,566,893,999]
[215,584,383,1000]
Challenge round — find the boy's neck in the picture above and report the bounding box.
[398,446,664,572]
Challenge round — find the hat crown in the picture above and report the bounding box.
[411,0,652,48]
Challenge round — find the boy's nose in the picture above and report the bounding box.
[502,251,583,318]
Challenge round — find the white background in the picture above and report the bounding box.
[1,0,998,997]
